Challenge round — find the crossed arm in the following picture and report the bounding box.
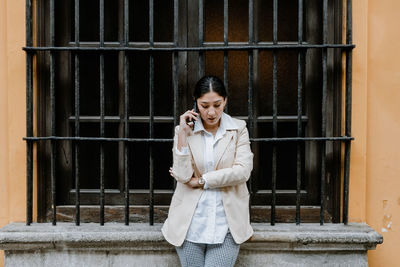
[170,124,253,189]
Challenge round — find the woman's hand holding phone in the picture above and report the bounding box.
[179,109,198,134]
[177,109,198,152]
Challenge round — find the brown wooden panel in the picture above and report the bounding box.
[50,206,331,224]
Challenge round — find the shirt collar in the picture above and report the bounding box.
[193,112,238,134]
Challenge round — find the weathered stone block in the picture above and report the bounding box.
[0,222,382,266]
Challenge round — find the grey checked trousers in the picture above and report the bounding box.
[175,232,240,267]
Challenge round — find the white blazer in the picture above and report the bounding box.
[161,116,254,246]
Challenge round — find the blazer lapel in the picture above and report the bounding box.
[214,130,235,169]
[187,132,204,174]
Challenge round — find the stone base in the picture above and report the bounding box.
[0,223,382,267]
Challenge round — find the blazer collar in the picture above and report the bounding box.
[192,112,238,134]
[188,113,238,174]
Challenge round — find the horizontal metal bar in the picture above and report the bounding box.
[255,189,307,194]
[69,189,175,194]
[204,41,308,46]
[234,116,309,122]
[68,188,310,195]
[68,116,175,123]
[23,44,355,52]
[24,137,173,142]
[66,41,308,47]
[23,136,354,142]
[251,137,354,142]
[67,115,309,123]
[68,41,176,47]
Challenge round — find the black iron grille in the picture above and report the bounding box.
[24,0,354,226]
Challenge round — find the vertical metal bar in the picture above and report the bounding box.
[343,0,352,225]
[296,0,303,225]
[172,0,179,190]
[50,0,57,226]
[271,0,278,226]
[223,0,229,110]
[198,0,204,79]
[99,0,105,226]
[74,0,81,226]
[248,0,254,218]
[26,0,33,226]
[320,0,328,225]
[123,0,130,226]
[173,0,179,127]
[149,0,155,225]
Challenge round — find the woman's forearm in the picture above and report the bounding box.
[177,129,188,152]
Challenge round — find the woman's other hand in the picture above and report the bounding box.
[169,167,202,188]
[186,176,203,188]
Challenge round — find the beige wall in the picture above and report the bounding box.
[0,0,399,266]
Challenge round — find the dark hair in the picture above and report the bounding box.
[193,75,228,100]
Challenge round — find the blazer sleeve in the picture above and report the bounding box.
[203,123,253,189]
[171,126,194,184]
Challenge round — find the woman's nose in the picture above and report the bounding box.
[208,108,216,116]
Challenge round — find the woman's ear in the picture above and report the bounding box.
[223,97,228,109]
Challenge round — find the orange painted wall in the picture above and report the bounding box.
[0,0,30,266]
[0,0,10,266]
[349,0,400,266]
[0,0,399,266]
[364,0,400,266]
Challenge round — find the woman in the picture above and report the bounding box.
[161,76,254,267]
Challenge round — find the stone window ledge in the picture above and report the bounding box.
[0,222,383,266]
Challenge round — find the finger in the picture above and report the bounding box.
[182,110,198,118]
[188,110,199,117]
[186,113,198,121]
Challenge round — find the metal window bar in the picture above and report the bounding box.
[149,0,155,225]
[296,0,304,225]
[343,0,353,225]
[50,0,56,226]
[198,0,204,79]
[25,0,33,226]
[123,0,130,226]
[24,0,355,226]
[320,0,328,225]
[173,0,179,127]
[247,0,254,215]
[172,0,179,191]
[223,0,229,108]
[271,0,278,226]
[24,44,355,52]
[74,0,80,226]
[99,0,105,226]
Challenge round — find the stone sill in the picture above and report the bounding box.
[0,222,382,252]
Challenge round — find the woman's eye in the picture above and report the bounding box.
[201,106,209,109]
[214,105,221,108]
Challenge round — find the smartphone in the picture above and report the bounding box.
[186,101,197,127]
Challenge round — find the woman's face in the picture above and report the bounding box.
[196,91,227,128]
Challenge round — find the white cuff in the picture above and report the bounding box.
[175,146,189,155]
[202,174,209,189]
